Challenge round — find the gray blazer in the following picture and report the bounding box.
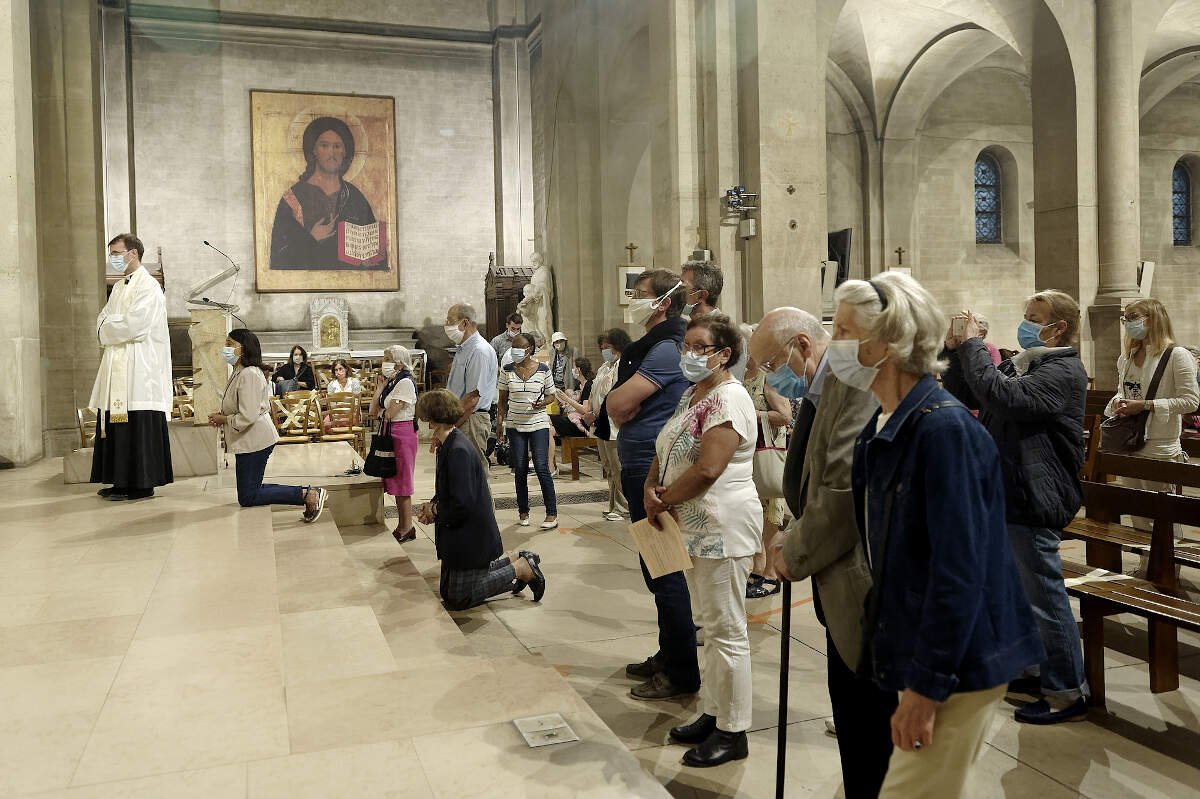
[781,372,879,671]
[221,365,279,455]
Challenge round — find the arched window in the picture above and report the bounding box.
[1173,161,1191,246]
[974,154,1002,244]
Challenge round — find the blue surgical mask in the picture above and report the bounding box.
[221,346,238,365]
[510,348,527,363]
[1017,319,1047,350]
[601,348,614,363]
[108,253,127,272]
[766,364,808,399]
[683,303,698,317]
[679,351,716,383]
[1123,318,1147,341]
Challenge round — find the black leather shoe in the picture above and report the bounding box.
[512,551,540,594]
[124,488,154,500]
[670,713,717,745]
[625,655,661,680]
[523,552,546,601]
[1014,698,1088,725]
[682,729,749,768]
[97,486,123,498]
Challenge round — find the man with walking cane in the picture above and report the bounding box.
[750,309,895,799]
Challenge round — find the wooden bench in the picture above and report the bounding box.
[560,435,599,481]
[1062,480,1200,706]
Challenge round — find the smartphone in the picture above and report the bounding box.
[951,316,967,338]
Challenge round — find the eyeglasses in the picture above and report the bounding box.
[1121,313,1145,323]
[759,343,793,375]
[682,343,719,356]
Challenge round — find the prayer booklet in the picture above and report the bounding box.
[337,221,387,265]
[628,513,692,579]
[513,713,580,748]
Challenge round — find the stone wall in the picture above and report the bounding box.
[826,84,866,281]
[1140,82,1200,354]
[145,0,492,31]
[129,23,498,333]
[912,66,1036,353]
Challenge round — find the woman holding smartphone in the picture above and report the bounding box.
[497,333,559,529]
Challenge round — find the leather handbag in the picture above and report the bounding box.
[363,418,397,478]
[1099,345,1176,453]
[753,411,788,500]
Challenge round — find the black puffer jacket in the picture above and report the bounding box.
[942,340,1087,530]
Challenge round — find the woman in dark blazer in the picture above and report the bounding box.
[415,389,546,610]
[273,344,316,394]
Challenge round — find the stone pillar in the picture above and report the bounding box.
[0,0,43,467]
[1090,0,1142,389]
[735,0,832,320]
[31,0,107,456]
[492,30,535,267]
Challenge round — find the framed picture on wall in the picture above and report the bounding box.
[250,90,399,292]
[616,265,645,305]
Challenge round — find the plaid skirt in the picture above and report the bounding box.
[439,556,517,611]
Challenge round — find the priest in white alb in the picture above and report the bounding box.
[89,234,174,500]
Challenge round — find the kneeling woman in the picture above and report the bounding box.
[416,390,546,610]
[208,328,327,522]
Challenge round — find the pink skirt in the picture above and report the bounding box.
[382,420,418,497]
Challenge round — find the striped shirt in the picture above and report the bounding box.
[498,361,555,432]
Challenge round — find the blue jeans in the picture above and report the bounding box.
[507,427,557,516]
[621,443,700,692]
[1007,523,1088,701]
[235,445,305,508]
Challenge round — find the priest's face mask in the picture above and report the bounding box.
[107,244,133,274]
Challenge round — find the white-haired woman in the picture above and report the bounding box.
[832,273,1042,798]
[370,345,419,543]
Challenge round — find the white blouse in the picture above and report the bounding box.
[327,377,363,394]
[381,377,417,422]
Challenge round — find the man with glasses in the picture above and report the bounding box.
[749,307,896,799]
[599,269,699,700]
[680,259,747,380]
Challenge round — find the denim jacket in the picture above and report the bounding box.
[852,375,1044,702]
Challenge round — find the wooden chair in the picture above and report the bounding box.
[76,407,97,449]
[171,396,194,420]
[1064,479,1200,706]
[560,435,599,481]
[272,395,317,444]
[320,392,366,455]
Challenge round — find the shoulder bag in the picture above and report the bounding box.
[753,410,789,500]
[1099,345,1176,453]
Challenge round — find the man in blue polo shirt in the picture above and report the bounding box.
[603,269,698,700]
[444,302,497,468]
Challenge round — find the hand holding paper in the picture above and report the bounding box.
[628,512,692,579]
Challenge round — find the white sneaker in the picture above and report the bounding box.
[519,515,530,527]
[540,518,559,530]
[603,511,623,521]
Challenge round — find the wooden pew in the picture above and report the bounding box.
[1063,480,1200,706]
[1066,452,1200,570]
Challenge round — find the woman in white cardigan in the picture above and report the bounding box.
[1104,299,1199,532]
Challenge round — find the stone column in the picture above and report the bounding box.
[735,0,833,320]
[1091,0,1142,389]
[0,0,43,466]
[492,30,535,267]
[31,0,107,456]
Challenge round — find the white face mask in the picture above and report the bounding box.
[221,346,238,365]
[445,323,465,345]
[624,280,683,326]
[380,362,396,377]
[826,338,887,393]
[510,348,527,363]
[292,355,303,365]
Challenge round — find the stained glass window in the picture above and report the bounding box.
[975,154,1001,244]
[1173,162,1191,246]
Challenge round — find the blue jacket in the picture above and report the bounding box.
[852,376,1044,702]
[433,429,503,570]
[942,341,1087,529]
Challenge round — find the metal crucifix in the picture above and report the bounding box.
[894,246,906,266]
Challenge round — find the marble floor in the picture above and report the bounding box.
[2,448,1200,798]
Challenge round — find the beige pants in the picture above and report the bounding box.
[878,684,1006,799]
[458,412,491,470]
[596,439,628,514]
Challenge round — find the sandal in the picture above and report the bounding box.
[746,576,781,599]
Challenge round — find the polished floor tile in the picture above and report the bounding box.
[247,739,434,799]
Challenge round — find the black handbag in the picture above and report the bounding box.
[363,418,397,478]
[1099,345,1176,453]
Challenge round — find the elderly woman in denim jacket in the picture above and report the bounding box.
[830,272,1043,798]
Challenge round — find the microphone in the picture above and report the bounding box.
[203,240,238,269]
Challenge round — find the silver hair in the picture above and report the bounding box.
[449,303,477,324]
[834,272,947,376]
[759,307,829,346]
[974,313,990,334]
[386,344,412,369]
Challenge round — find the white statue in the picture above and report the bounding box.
[517,255,554,340]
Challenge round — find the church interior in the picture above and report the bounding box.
[5,0,1200,796]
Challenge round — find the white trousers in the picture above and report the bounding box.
[692,555,754,732]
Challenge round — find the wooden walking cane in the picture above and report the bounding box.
[776,580,792,799]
